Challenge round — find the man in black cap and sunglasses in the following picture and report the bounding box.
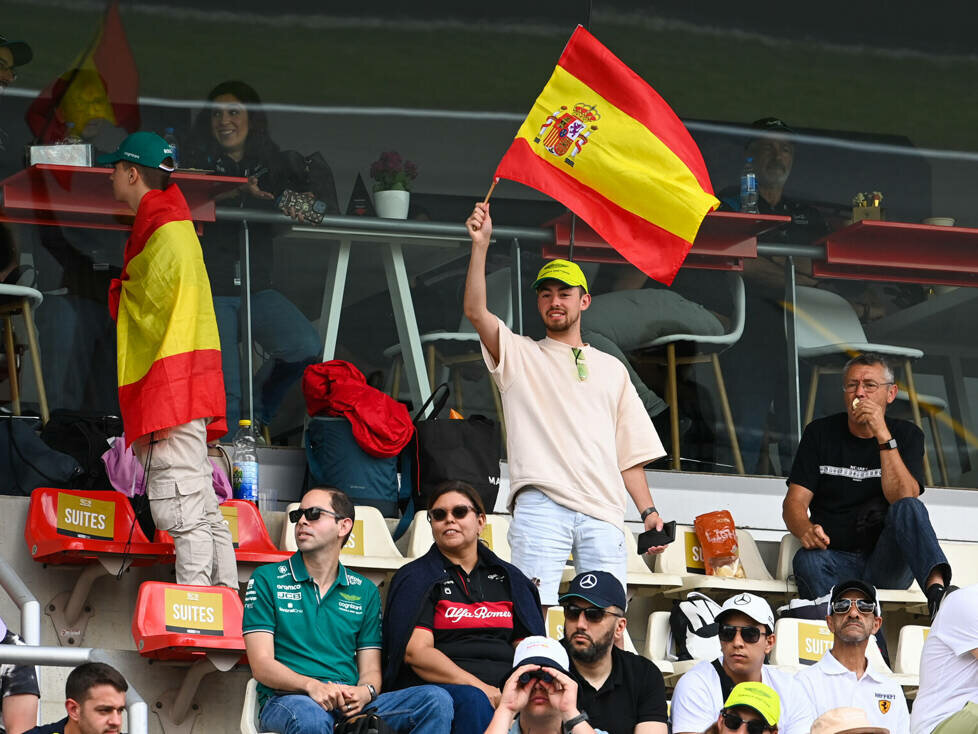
[796,581,908,733]
[243,487,453,734]
[558,571,667,734]
[672,593,814,734]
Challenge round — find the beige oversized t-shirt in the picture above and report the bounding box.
[482,318,665,527]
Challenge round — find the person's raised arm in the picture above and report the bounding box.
[405,627,502,706]
[783,483,829,549]
[463,202,501,364]
[852,398,922,500]
[244,631,345,712]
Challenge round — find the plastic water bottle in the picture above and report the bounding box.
[740,157,759,213]
[163,127,180,168]
[232,419,259,504]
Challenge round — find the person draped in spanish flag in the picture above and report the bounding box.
[99,131,236,587]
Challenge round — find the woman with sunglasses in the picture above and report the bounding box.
[383,481,545,734]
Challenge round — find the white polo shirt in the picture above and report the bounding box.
[796,651,909,734]
[911,585,978,734]
[671,660,815,734]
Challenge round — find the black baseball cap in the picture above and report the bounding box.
[0,36,32,67]
[751,117,794,134]
[829,579,881,616]
[559,570,627,611]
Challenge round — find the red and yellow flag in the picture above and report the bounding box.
[113,186,226,446]
[26,0,139,143]
[495,26,719,285]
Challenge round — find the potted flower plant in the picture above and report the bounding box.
[370,151,417,219]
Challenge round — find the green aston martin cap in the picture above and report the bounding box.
[97,131,176,172]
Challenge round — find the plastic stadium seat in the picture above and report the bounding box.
[397,510,511,561]
[655,525,791,599]
[939,541,978,588]
[775,532,926,609]
[240,678,274,734]
[893,625,928,677]
[641,610,678,681]
[26,487,171,566]
[132,581,245,661]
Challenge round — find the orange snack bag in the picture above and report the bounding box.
[694,510,745,578]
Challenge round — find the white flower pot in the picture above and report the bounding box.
[374,189,410,219]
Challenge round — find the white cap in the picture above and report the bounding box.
[717,593,775,632]
[511,635,570,674]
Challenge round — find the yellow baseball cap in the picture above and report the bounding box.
[723,682,780,727]
[532,259,588,293]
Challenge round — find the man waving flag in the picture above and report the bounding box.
[495,25,719,285]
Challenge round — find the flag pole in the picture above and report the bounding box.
[482,177,499,205]
[568,212,576,261]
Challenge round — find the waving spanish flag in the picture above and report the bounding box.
[112,186,226,446]
[26,0,139,143]
[495,26,719,285]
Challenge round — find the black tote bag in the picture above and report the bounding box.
[408,383,501,511]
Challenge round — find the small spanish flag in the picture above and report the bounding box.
[26,0,139,143]
[495,26,719,285]
[113,186,226,446]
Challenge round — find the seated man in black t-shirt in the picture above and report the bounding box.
[782,352,951,618]
[559,571,667,734]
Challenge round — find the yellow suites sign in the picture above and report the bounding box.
[219,505,240,547]
[164,588,224,636]
[341,520,365,556]
[56,493,115,540]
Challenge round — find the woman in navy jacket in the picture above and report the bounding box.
[383,481,545,734]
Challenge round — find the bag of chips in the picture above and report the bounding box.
[694,510,745,578]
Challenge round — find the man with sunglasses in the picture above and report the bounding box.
[556,572,666,734]
[672,593,814,734]
[708,682,781,734]
[244,487,453,734]
[465,203,667,609]
[783,353,951,619]
[796,581,908,733]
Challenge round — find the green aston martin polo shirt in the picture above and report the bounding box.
[243,552,382,707]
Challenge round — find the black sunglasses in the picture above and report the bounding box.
[562,605,622,623]
[427,505,477,522]
[721,710,774,734]
[288,506,344,523]
[718,624,765,644]
[831,598,877,615]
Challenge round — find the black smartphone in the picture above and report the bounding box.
[637,520,677,553]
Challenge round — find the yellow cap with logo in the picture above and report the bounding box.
[723,682,781,726]
[532,259,588,293]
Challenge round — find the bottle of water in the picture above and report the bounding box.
[163,127,180,169]
[232,419,259,504]
[740,156,759,213]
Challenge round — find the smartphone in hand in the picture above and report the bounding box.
[637,520,677,554]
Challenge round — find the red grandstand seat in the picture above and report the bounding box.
[25,487,172,566]
[132,581,246,661]
[156,500,290,582]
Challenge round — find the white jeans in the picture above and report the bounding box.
[508,488,627,605]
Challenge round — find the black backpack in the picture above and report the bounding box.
[39,410,123,492]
